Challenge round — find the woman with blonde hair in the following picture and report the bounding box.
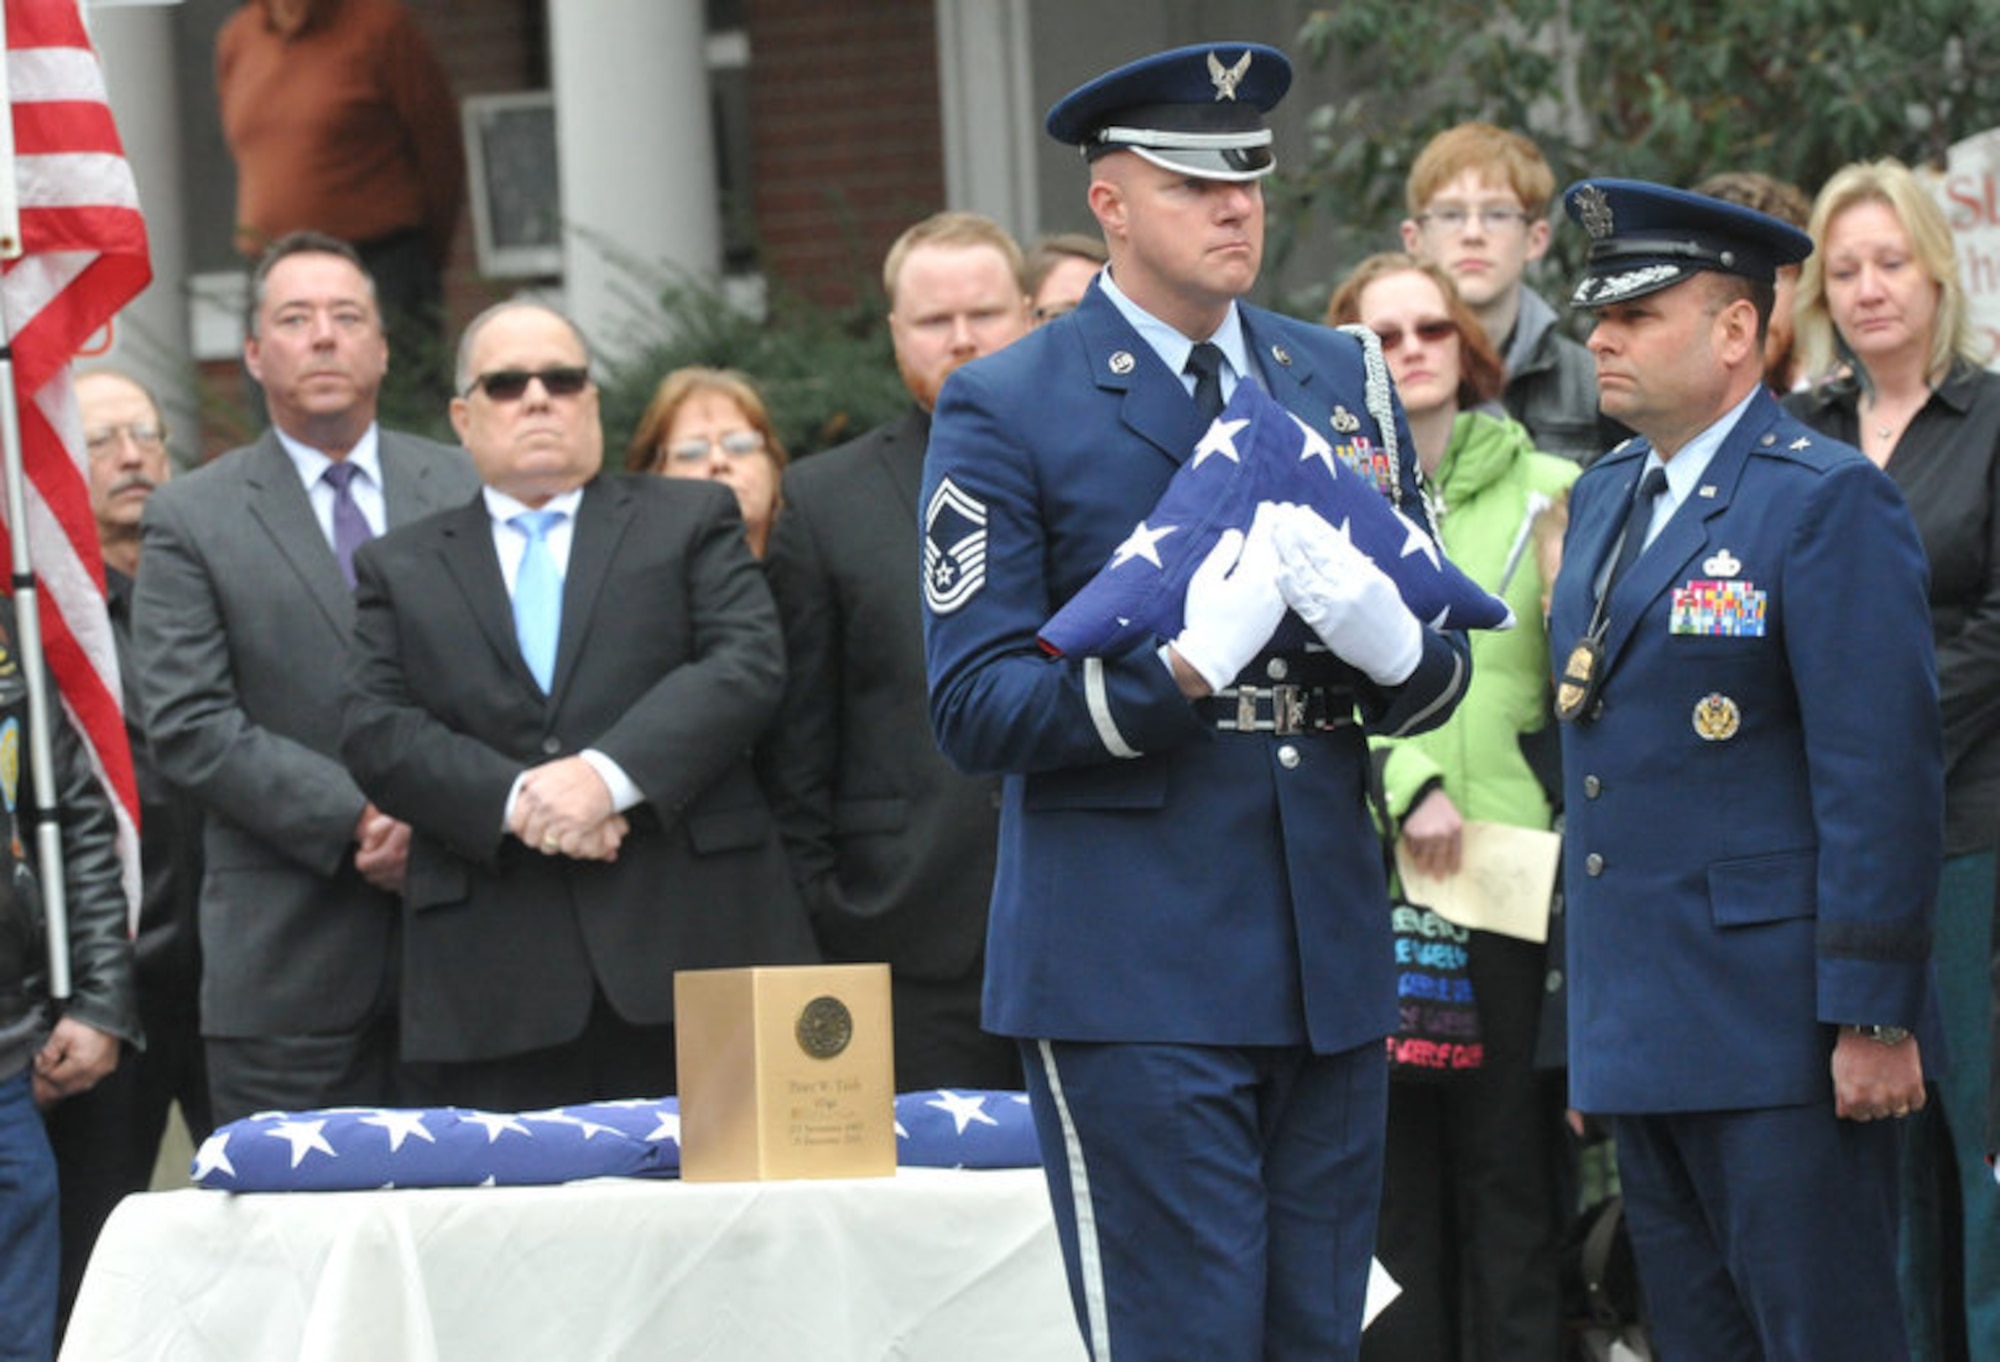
[627,366,788,558]
[1788,156,2000,1361]
[1327,252,1576,1362]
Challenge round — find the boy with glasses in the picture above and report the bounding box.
[1402,122,1610,464]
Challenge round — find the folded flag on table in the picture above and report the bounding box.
[1037,380,1511,659]
[189,1090,1041,1192]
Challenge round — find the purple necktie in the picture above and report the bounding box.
[322,460,373,589]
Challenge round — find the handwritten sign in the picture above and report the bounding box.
[1395,821,1562,943]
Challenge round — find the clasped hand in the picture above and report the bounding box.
[511,755,628,862]
[1171,502,1288,693]
[1269,503,1422,686]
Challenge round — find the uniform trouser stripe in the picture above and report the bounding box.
[1036,1038,1113,1360]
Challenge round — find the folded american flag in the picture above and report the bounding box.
[189,1090,1040,1192]
[1038,380,1511,658]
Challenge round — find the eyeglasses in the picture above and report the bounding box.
[665,430,766,465]
[463,366,591,402]
[83,423,166,457]
[1416,206,1534,234]
[1371,319,1459,353]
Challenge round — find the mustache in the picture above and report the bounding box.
[106,473,157,497]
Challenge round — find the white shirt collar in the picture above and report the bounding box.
[483,484,586,526]
[276,422,382,489]
[1098,268,1253,397]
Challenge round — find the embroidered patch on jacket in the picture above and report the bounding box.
[924,477,989,615]
[1670,579,1767,636]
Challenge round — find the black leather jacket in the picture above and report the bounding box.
[1501,288,1622,467]
[0,607,138,1082]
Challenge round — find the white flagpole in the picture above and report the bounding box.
[0,2,73,1000]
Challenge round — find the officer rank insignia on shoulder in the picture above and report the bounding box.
[924,477,989,615]
[1670,577,1766,636]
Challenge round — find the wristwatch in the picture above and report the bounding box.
[1846,1024,1912,1046]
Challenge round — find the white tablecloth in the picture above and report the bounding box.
[61,1167,1085,1361]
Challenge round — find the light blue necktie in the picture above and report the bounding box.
[511,510,564,692]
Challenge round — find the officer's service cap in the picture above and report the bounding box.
[1045,42,1291,183]
[1562,178,1814,309]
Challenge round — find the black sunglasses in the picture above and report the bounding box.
[463,366,591,401]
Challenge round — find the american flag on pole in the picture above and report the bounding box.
[0,1,150,925]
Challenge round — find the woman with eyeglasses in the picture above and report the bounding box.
[1786,158,2000,1362]
[627,367,788,558]
[1326,252,1577,1362]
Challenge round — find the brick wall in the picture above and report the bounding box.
[746,0,945,309]
[409,0,546,332]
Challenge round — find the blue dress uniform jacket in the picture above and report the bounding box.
[1551,389,1944,1114]
[921,284,1469,1056]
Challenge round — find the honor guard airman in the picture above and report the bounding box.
[922,41,1469,1360]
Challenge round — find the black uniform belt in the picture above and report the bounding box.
[1196,683,1356,735]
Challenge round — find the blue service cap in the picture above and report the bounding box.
[1045,42,1292,182]
[1562,178,1814,309]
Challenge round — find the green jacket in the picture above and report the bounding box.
[1378,410,1579,831]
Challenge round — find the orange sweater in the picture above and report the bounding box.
[217,0,465,263]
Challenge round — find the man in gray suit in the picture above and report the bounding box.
[133,231,477,1125]
[762,211,1032,1092]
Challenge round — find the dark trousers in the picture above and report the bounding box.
[1615,1103,1906,1361]
[356,230,450,426]
[0,1069,57,1362]
[1363,931,1567,1362]
[886,967,1021,1093]
[405,988,678,1113]
[44,996,209,1339]
[1024,1036,1387,1361]
[205,1000,403,1128]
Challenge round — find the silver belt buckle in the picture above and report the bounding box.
[1272,683,1306,736]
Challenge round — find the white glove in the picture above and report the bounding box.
[1172,502,1287,692]
[1271,502,1423,686]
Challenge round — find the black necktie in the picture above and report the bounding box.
[1186,342,1226,429]
[1606,466,1668,593]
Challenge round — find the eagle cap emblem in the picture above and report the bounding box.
[1208,50,1251,101]
[1574,184,1616,240]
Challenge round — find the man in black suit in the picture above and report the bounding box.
[134,232,478,1125]
[762,211,1031,1092]
[342,300,815,1111]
